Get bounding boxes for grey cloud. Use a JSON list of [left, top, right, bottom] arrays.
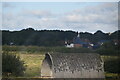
[[63, 2, 118, 24], [2, 10, 58, 30], [2, 2, 118, 33], [23, 10, 54, 18]]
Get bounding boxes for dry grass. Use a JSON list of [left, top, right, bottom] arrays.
[[19, 53, 45, 77]]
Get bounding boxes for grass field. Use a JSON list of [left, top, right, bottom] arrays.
[[19, 53, 45, 77]]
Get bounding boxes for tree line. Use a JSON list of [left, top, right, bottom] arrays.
[[1, 28, 120, 46]]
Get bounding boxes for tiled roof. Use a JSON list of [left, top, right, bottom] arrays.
[[73, 37, 87, 44]]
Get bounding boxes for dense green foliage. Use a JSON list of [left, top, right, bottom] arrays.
[[96, 41, 120, 55], [2, 28, 119, 46], [104, 58, 120, 73], [2, 52, 26, 77]]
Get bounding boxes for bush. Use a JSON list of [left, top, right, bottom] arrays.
[[2, 52, 26, 77], [104, 58, 120, 73], [96, 41, 120, 55]]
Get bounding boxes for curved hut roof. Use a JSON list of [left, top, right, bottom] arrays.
[[45, 53, 103, 73]]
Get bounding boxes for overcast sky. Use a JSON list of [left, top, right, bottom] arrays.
[[2, 2, 118, 33]]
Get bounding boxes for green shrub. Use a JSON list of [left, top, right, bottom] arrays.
[[2, 52, 26, 77], [104, 58, 120, 73], [96, 41, 120, 55]]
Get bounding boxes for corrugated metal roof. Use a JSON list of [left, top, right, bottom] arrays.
[[46, 53, 104, 73]]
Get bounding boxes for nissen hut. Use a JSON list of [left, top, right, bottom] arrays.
[[41, 53, 105, 78]]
